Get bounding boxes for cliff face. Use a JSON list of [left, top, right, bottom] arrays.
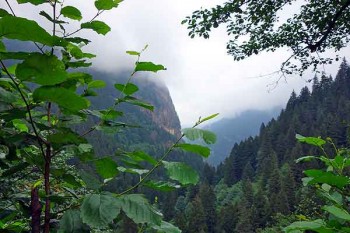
[[86, 70, 182, 155]]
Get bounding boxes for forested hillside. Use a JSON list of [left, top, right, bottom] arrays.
[[204, 109, 279, 166], [170, 59, 350, 232]]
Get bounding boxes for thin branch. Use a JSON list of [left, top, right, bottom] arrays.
[[4, 0, 15, 15], [64, 10, 104, 38], [115, 134, 185, 197]]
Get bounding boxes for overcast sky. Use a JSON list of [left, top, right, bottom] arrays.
[[8, 0, 350, 126]]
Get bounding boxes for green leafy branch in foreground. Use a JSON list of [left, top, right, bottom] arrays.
[[0, 0, 218, 232], [285, 135, 350, 233]]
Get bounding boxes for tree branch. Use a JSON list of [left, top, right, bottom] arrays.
[[308, 0, 350, 52]]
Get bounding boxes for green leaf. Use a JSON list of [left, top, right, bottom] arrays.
[[126, 151, 157, 166], [59, 210, 89, 233], [16, 0, 46, 5], [176, 143, 210, 158], [135, 62, 166, 73], [117, 194, 162, 225], [114, 83, 139, 95], [81, 21, 111, 35], [304, 169, 350, 189], [88, 80, 106, 89], [284, 219, 332, 233], [198, 113, 219, 124], [163, 161, 199, 185], [80, 194, 121, 228], [12, 119, 28, 133], [296, 134, 326, 147], [67, 44, 96, 59], [62, 174, 82, 188], [151, 221, 181, 233], [143, 180, 180, 192], [0, 16, 63, 46], [94, 157, 118, 179], [123, 96, 154, 111], [61, 6, 82, 21], [126, 50, 140, 56], [95, 0, 121, 10], [16, 53, 68, 85], [48, 130, 85, 148], [0, 87, 18, 103], [323, 205, 350, 221], [183, 128, 217, 144], [0, 9, 10, 17], [78, 170, 102, 190], [33, 86, 89, 112]]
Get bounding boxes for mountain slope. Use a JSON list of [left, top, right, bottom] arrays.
[[204, 109, 279, 166]]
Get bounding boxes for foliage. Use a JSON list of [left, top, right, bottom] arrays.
[[285, 135, 350, 233], [0, 1, 218, 232], [184, 0, 350, 75]]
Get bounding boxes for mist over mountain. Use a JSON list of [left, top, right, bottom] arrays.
[[203, 108, 280, 166]]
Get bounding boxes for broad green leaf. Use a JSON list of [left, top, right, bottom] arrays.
[[80, 194, 121, 228], [94, 157, 118, 179], [16, 0, 46, 5], [0, 87, 18, 103], [176, 143, 210, 158], [135, 62, 166, 73], [78, 170, 102, 191], [202, 130, 216, 144], [126, 151, 157, 166], [59, 210, 89, 233], [123, 96, 154, 111], [296, 134, 326, 147], [199, 113, 219, 124], [48, 130, 86, 148], [88, 80, 106, 89], [304, 169, 350, 189], [62, 174, 82, 188], [183, 128, 217, 144], [126, 50, 140, 56], [284, 219, 332, 233], [12, 119, 28, 133], [0, 51, 32, 60], [117, 194, 162, 225], [67, 44, 96, 59], [95, 0, 121, 10], [33, 87, 89, 112], [0, 16, 63, 46], [99, 109, 123, 121], [114, 83, 139, 95], [143, 180, 180, 192], [16, 53, 68, 85], [163, 161, 199, 185], [81, 21, 111, 35], [183, 128, 202, 140], [323, 205, 350, 221], [0, 9, 11, 17], [151, 221, 181, 233], [61, 6, 82, 21]]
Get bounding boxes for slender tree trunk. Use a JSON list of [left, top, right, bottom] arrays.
[[31, 187, 41, 233], [44, 145, 51, 233]]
